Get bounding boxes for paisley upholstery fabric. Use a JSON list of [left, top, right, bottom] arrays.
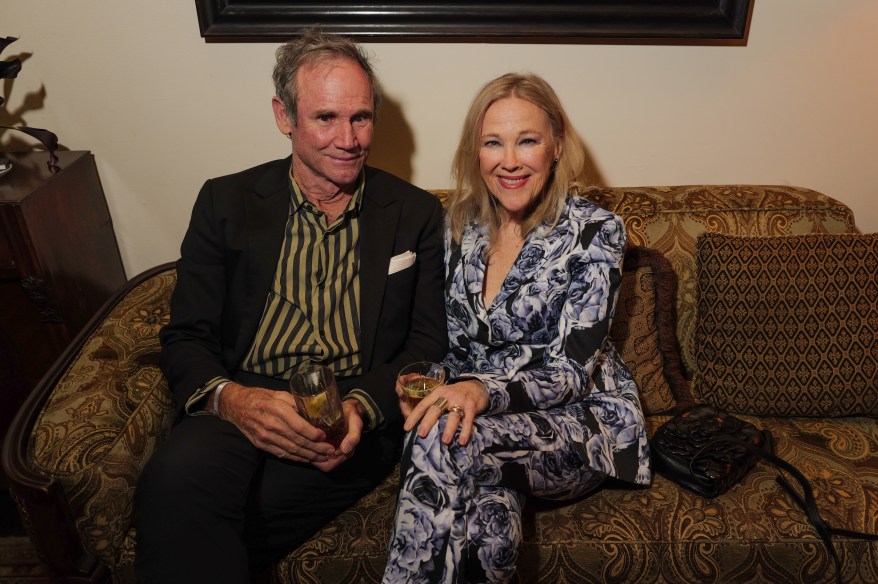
[[693, 232, 878, 417], [23, 185, 875, 584], [612, 247, 690, 415], [27, 268, 176, 570]]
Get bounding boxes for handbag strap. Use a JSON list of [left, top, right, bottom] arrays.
[[691, 434, 878, 583], [747, 444, 878, 584]]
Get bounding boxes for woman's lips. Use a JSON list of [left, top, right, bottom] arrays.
[[497, 175, 529, 189]]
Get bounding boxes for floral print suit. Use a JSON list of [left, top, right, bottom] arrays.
[[384, 194, 651, 583]]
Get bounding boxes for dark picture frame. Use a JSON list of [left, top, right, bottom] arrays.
[[195, 1, 753, 43]]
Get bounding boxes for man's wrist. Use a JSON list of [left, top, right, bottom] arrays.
[[186, 376, 231, 417], [211, 382, 229, 417]]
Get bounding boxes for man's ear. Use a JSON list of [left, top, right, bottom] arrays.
[[272, 97, 294, 136]]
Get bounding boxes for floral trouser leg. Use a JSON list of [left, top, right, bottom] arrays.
[[383, 410, 606, 584]]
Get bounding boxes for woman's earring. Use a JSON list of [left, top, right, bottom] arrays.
[[552, 158, 559, 168]]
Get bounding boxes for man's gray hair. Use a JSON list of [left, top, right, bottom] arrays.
[[272, 28, 381, 123]]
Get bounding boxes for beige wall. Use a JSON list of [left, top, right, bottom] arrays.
[[4, 1, 878, 277]]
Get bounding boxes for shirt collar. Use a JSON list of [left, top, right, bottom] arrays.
[[288, 168, 365, 217]]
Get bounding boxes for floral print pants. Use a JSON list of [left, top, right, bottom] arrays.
[[383, 407, 607, 584]]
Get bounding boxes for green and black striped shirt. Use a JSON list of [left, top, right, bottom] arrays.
[[242, 175, 363, 378]]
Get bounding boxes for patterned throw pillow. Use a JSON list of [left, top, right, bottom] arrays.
[[612, 247, 691, 415], [694, 232, 878, 417]]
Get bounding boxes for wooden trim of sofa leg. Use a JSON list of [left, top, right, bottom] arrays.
[[7, 478, 107, 582], [1, 262, 177, 583]]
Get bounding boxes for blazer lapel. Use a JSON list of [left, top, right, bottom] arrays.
[[460, 225, 490, 318], [359, 179, 400, 368], [237, 158, 291, 359]]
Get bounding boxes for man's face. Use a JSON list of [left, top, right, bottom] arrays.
[[273, 57, 375, 196]]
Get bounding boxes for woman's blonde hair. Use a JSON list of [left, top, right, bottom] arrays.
[[448, 73, 588, 243]]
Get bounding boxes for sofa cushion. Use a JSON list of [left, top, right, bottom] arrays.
[[693, 232, 878, 417], [612, 247, 692, 414]]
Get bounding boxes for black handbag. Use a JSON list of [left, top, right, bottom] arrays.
[[652, 404, 878, 584], [651, 403, 769, 498]]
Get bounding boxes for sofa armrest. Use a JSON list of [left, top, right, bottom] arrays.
[[2, 263, 177, 580]]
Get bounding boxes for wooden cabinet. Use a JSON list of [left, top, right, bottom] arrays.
[[0, 151, 126, 437]]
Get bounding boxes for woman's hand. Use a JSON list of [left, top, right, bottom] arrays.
[[397, 379, 489, 446]]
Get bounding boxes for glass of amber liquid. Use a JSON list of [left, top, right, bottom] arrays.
[[397, 362, 446, 409], [289, 363, 346, 449]]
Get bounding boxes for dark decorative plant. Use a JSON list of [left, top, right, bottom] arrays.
[[1, 36, 59, 168]]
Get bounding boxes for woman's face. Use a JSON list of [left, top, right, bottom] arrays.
[[478, 96, 561, 222]]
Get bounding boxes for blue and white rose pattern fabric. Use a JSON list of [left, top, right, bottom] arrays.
[[384, 194, 651, 583]]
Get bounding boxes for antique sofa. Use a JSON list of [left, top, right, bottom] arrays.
[[3, 185, 876, 583]]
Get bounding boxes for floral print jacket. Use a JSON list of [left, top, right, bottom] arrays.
[[443, 193, 650, 485]]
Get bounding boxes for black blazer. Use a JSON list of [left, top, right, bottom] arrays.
[[159, 157, 448, 424]]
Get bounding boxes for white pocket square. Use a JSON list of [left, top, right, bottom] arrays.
[[388, 251, 416, 275]]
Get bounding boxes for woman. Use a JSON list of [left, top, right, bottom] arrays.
[[383, 73, 650, 584]]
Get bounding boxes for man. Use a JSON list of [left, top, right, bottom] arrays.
[[134, 30, 447, 582]]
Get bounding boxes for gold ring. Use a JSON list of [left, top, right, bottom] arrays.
[[448, 405, 464, 415], [432, 397, 448, 410]]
